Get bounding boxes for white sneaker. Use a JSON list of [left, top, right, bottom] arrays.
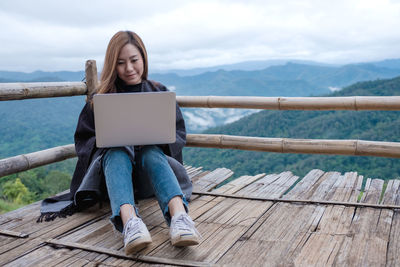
[[170, 212, 201, 246], [123, 217, 152, 254]]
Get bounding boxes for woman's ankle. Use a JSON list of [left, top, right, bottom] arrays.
[[120, 204, 138, 226]]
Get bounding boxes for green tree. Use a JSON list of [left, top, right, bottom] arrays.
[[40, 170, 71, 198], [2, 178, 33, 204]]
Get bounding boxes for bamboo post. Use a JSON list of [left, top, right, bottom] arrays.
[[0, 145, 76, 178], [85, 59, 98, 101]]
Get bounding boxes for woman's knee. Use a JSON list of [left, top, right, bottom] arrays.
[[103, 148, 132, 169], [140, 146, 165, 165]]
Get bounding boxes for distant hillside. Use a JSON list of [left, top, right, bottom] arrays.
[[152, 62, 400, 131], [151, 62, 400, 96], [1, 62, 400, 159], [151, 58, 400, 76], [0, 96, 85, 158], [0, 70, 85, 82], [183, 76, 400, 180]]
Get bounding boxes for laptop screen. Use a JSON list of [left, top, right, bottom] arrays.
[[93, 91, 176, 148]]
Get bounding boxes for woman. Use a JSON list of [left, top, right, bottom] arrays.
[[41, 31, 200, 255]]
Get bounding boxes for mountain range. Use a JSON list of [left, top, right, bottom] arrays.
[[1, 59, 400, 159], [2, 58, 400, 132]]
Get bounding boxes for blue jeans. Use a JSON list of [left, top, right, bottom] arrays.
[[102, 145, 189, 232]]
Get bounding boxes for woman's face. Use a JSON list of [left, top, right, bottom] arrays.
[[116, 43, 144, 85]]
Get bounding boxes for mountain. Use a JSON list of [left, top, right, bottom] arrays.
[[0, 70, 85, 82], [183, 76, 400, 180], [1, 61, 400, 159], [365, 58, 400, 70], [151, 62, 400, 96], [151, 62, 400, 131], [150, 59, 339, 76]]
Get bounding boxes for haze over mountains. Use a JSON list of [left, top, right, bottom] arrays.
[[2, 58, 400, 132], [1, 58, 400, 160]]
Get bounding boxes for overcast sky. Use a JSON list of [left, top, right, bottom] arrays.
[[1, 0, 400, 72]]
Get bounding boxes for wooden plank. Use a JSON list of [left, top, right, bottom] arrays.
[[217, 170, 345, 266], [250, 171, 299, 197], [192, 168, 234, 192], [147, 198, 271, 263], [0, 236, 16, 248], [53, 191, 225, 265], [0, 200, 41, 226], [186, 166, 204, 177], [212, 173, 266, 194], [4, 168, 400, 267], [0, 228, 29, 238], [217, 203, 326, 266], [59, 219, 111, 243], [382, 179, 400, 266], [334, 178, 389, 266], [3, 245, 59, 267], [237, 172, 297, 197], [283, 169, 326, 199], [45, 239, 213, 267], [0, 204, 111, 266], [289, 172, 362, 266], [45, 218, 124, 266], [52, 232, 121, 266], [144, 170, 299, 263], [49, 198, 170, 265]]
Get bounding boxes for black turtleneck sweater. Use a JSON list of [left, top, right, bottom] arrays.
[[116, 78, 143, 93]]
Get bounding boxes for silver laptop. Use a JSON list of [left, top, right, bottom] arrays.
[[93, 91, 176, 148]]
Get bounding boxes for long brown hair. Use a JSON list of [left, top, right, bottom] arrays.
[[97, 31, 148, 95]]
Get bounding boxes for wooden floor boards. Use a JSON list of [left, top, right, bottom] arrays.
[[1, 167, 400, 266]]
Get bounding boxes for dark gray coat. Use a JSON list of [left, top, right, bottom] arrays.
[[38, 80, 191, 222]]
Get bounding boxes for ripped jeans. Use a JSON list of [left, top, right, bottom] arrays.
[[102, 145, 188, 232]]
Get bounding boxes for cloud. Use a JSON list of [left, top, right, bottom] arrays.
[[0, 0, 400, 71]]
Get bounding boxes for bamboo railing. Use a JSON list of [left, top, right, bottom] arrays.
[[2, 82, 400, 111], [0, 82, 87, 101], [1, 135, 400, 178], [0, 59, 399, 178], [177, 96, 400, 110]]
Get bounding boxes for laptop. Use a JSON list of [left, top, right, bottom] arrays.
[[93, 91, 176, 148]]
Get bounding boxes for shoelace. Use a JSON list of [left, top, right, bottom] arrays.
[[125, 218, 143, 237], [173, 214, 201, 237]]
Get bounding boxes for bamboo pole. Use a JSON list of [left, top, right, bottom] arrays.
[[1, 82, 399, 110], [186, 134, 400, 158], [0, 82, 87, 101], [45, 239, 213, 267], [191, 191, 400, 210], [0, 144, 76, 178], [1, 134, 400, 178], [176, 96, 400, 110], [85, 59, 99, 101]]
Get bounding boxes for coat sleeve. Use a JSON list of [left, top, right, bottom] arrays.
[[169, 103, 186, 163], [155, 82, 187, 164]]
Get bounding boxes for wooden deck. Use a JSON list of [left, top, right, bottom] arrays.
[[1, 166, 400, 266]]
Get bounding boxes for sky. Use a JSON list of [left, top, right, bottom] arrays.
[[1, 0, 400, 72]]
